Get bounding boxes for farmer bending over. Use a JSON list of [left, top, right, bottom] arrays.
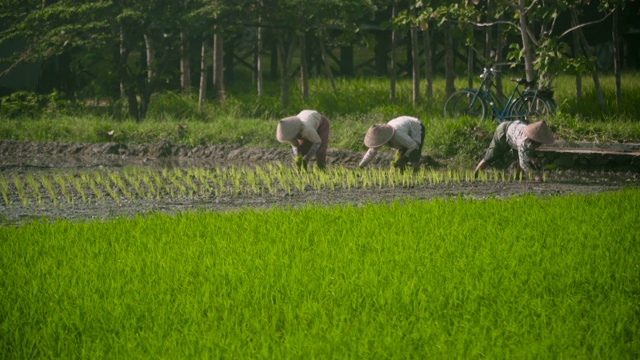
[[276, 110, 330, 171], [474, 120, 554, 182], [359, 116, 425, 172]]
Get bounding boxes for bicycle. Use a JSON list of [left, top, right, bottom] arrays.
[[443, 67, 556, 123]]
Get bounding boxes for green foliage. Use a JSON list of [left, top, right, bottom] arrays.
[[424, 117, 494, 166], [146, 92, 210, 121], [0, 91, 44, 119], [1, 189, 638, 358], [0, 90, 78, 119]]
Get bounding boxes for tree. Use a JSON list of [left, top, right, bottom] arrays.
[[258, 0, 376, 106], [0, 0, 113, 94], [432, 1, 618, 92], [190, 0, 229, 103], [408, 0, 455, 98], [116, 0, 188, 120], [390, 0, 398, 103], [409, 4, 420, 105]]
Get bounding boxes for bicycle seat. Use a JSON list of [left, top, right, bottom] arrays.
[[510, 78, 537, 87]]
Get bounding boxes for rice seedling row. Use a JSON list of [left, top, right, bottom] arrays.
[[0, 164, 544, 210]]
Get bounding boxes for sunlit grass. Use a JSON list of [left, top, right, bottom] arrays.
[[1, 189, 638, 358]]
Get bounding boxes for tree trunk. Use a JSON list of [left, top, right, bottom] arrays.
[[467, 28, 474, 89], [572, 22, 583, 103], [389, 0, 397, 103], [374, 30, 388, 76], [223, 37, 234, 85], [410, 7, 419, 105], [118, 28, 138, 120], [126, 89, 139, 121], [612, 6, 621, 114], [494, 14, 503, 97], [139, 33, 156, 121], [277, 36, 294, 107], [340, 46, 353, 76], [213, 30, 225, 102], [119, 25, 126, 100], [144, 34, 154, 83], [198, 37, 207, 111], [270, 42, 278, 80], [571, 9, 607, 113], [444, 23, 455, 97], [516, 0, 536, 81], [422, 21, 432, 99], [485, 0, 493, 64], [318, 37, 336, 92], [180, 29, 191, 93], [300, 33, 309, 102], [256, 7, 263, 96]]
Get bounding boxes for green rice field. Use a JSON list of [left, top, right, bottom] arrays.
[[1, 189, 638, 358]]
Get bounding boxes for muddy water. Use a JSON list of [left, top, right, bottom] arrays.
[[1, 140, 638, 224]]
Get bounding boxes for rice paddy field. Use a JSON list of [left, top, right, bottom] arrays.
[[1, 162, 639, 358], [1, 73, 639, 358]]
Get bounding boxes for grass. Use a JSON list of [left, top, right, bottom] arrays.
[[0, 74, 639, 167], [0, 73, 638, 358], [1, 189, 638, 358]]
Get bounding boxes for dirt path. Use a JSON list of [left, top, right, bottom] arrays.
[[0, 139, 380, 169], [1, 140, 638, 225]]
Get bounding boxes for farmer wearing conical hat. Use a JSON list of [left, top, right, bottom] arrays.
[[473, 120, 554, 182], [276, 110, 330, 171], [358, 116, 425, 172]]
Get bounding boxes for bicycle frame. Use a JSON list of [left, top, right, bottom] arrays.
[[443, 66, 556, 123], [469, 68, 531, 122]]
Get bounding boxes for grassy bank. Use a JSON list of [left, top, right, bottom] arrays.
[[1, 189, 638, 358], [1, 74, 639, 166]]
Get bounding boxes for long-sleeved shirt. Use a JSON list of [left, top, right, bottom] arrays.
[[359, 116, 422, 167], [286, 110, 324, 160], [506, 121, 538, 172]]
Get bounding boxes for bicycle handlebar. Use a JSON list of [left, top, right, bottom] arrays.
[[481, 67, 537, 88], [480, 67, 501, 79]]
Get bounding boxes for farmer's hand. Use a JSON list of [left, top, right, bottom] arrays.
[[534, 173, 542, 182]]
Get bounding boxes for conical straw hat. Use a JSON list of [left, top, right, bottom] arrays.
[[276, 116, 302, 142], [524, 120, 554, 144], [364, 124, 395, 148]]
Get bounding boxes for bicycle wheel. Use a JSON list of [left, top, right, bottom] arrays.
[[509, 93, 554, 122], [443, 89, 487, 121]]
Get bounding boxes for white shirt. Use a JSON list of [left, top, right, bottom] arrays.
[[359, 116, 423, 167], [297, 110, 323, 144], [287, 110, 324, 160]]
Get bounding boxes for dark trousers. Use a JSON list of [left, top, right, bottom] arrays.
[[297, 116, 330, 164], [395, 122, 425, 162], [483, 121, 514, 166], [394, 122, 425, 171]]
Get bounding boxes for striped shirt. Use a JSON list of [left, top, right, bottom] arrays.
[[507, 121, 538, 172]]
